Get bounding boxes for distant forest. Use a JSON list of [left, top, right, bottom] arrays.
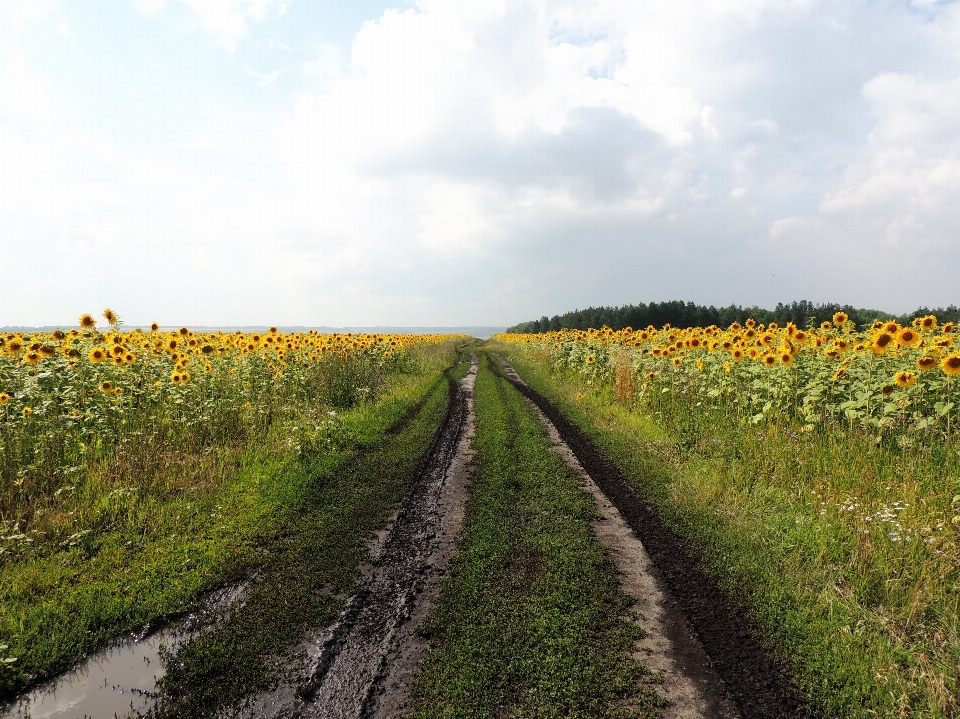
[[507, 300, 960, 334]]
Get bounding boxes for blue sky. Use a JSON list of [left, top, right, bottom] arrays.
[[2, 0, 960, 327]]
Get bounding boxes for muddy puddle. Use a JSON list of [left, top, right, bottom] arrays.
[[1, 582, 247, 719]]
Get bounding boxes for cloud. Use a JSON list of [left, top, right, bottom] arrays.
[[4, 0, 960, 325], [179, 0, 283, 51]]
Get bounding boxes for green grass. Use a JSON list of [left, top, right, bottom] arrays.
[[0, 344, 460, 700], [410, 354, 663, 719], [496, 342, 960, 719]]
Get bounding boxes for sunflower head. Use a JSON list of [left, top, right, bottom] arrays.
[[833, 368, 846, 381], [586, 354, 596, 364], [0, 392, 10, 404], [898, 328, 919, 346], [672, 356, 683, 367], [920, 315, 937, 330], [269, 326, 279, 334], [150, 322, 160, 332], [780, 351, 794, 365], [917, 356, 937, 371], [179, 327, 189, 336], [79, 313, 96, 329], [881, 385, 895, 397], [943, 322, 955, 334], [100, 381, 113, 393], [872, 333, 894, 354], [731, 348, 744, 361], [942, 355, 960, 376], [23, 351, 41, 365], [22, 406, 32, 417], [745, 319, 756, 328], [821, 321, 832, 330], [103, 308, 118, 326], [88, 347, 106, 362], [833, 312, 849, 326], [763, 354, 777, 367], [894, 371, 916, 388], [124, 353, 136, 364]]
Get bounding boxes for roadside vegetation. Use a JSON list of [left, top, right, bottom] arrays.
[[410, 353, 664, 719], [0, 309, 463, 699], [495, 317, 960, 719]]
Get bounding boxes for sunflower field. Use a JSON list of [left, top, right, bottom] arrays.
[[0, 310, 460, 558], [498, 312, 960, 439]]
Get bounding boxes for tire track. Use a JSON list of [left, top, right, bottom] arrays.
[[237, 356, 478, 719], [491, 354, 808, 719]]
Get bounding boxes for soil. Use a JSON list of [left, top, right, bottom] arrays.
[[491, 354, 809, 719], [232, 356, 478, 719]]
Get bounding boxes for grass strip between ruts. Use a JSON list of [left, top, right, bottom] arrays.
[[150, 367, 456, 718], [410, 353, 664, 719]]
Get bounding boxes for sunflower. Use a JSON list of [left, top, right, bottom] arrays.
[[763, 354, 777, 367], [833, 368, 846, 381], [917, 356, 938, 371], [150, 322, 160, 332], [780, 351, 794, 365], [942, 355, 960, 376], [943, 322, 955, 334], [731, 348, 744, 361], [894, 371, 916, 388], [920, 315, 937, 330], [88, 347, 107, 362], [821, 321, 832, 330], [898, 327, 920, 346], [833, 311, 849, 326], [745, 319, 756, 328], [79, 313, 96, 329], [724, 361, 732, 373], [178, 327, 189, 336], [111, 344, 125, 356], [586, 355, 596, 364], [695, 359, 704, 371], [167, 339, 178, 351], [23, 351, 41, 365], [170, 371, 183, 384], [124, 353, 136, 364], [100, 381, 114, 392], [871, 321, 884, 331], [883, 322, 899, 334], [881, 385, 894, 397], [103, 308, 118, 326], [269, 326, 279, 334], [871, 333, 894, 355], [22, 406, 32, 417], [672, 356, 683, 367], [0, 392, 10, 404]]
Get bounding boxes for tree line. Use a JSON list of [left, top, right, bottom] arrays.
[[507, 300, 960, 334]]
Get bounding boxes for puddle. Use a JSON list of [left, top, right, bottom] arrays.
[[1, 581, 248, 719], [1, 626, 189, 719]]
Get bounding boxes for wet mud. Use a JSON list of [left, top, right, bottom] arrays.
[[233, 356, 478, 719], [492, 354, 808, 719]]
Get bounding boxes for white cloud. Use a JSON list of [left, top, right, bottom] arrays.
[[3, 0, 960, 325], [179, 0, 283, 51]]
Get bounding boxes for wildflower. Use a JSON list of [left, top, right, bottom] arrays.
[[100, 381, 114, 392], [833, 311, 849, 326], [920, 315, 937, 330], [23, 351, 41, 365], [22, 406, 32, 417], [763, 354, 777, 366], [586, 355, 596, 364], [0, 392, 10, 404], [88, 347, 107, 363], [79, 313, 96, 329]]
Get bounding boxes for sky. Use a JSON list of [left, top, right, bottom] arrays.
[[2, 0, 960, 328]]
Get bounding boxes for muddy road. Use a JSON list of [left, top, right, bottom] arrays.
[[232, 356, 478, 719]]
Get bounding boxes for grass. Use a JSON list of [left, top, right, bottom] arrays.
[[0, 342, 461, 700], [496, 342, 960, 719], [410, 353, 664, 719]]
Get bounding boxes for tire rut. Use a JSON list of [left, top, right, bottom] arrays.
[[235, 356, 478, 719], [491, 354, 808, 719]]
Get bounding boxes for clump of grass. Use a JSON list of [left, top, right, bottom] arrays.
[[500, 343, 960, 719]]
